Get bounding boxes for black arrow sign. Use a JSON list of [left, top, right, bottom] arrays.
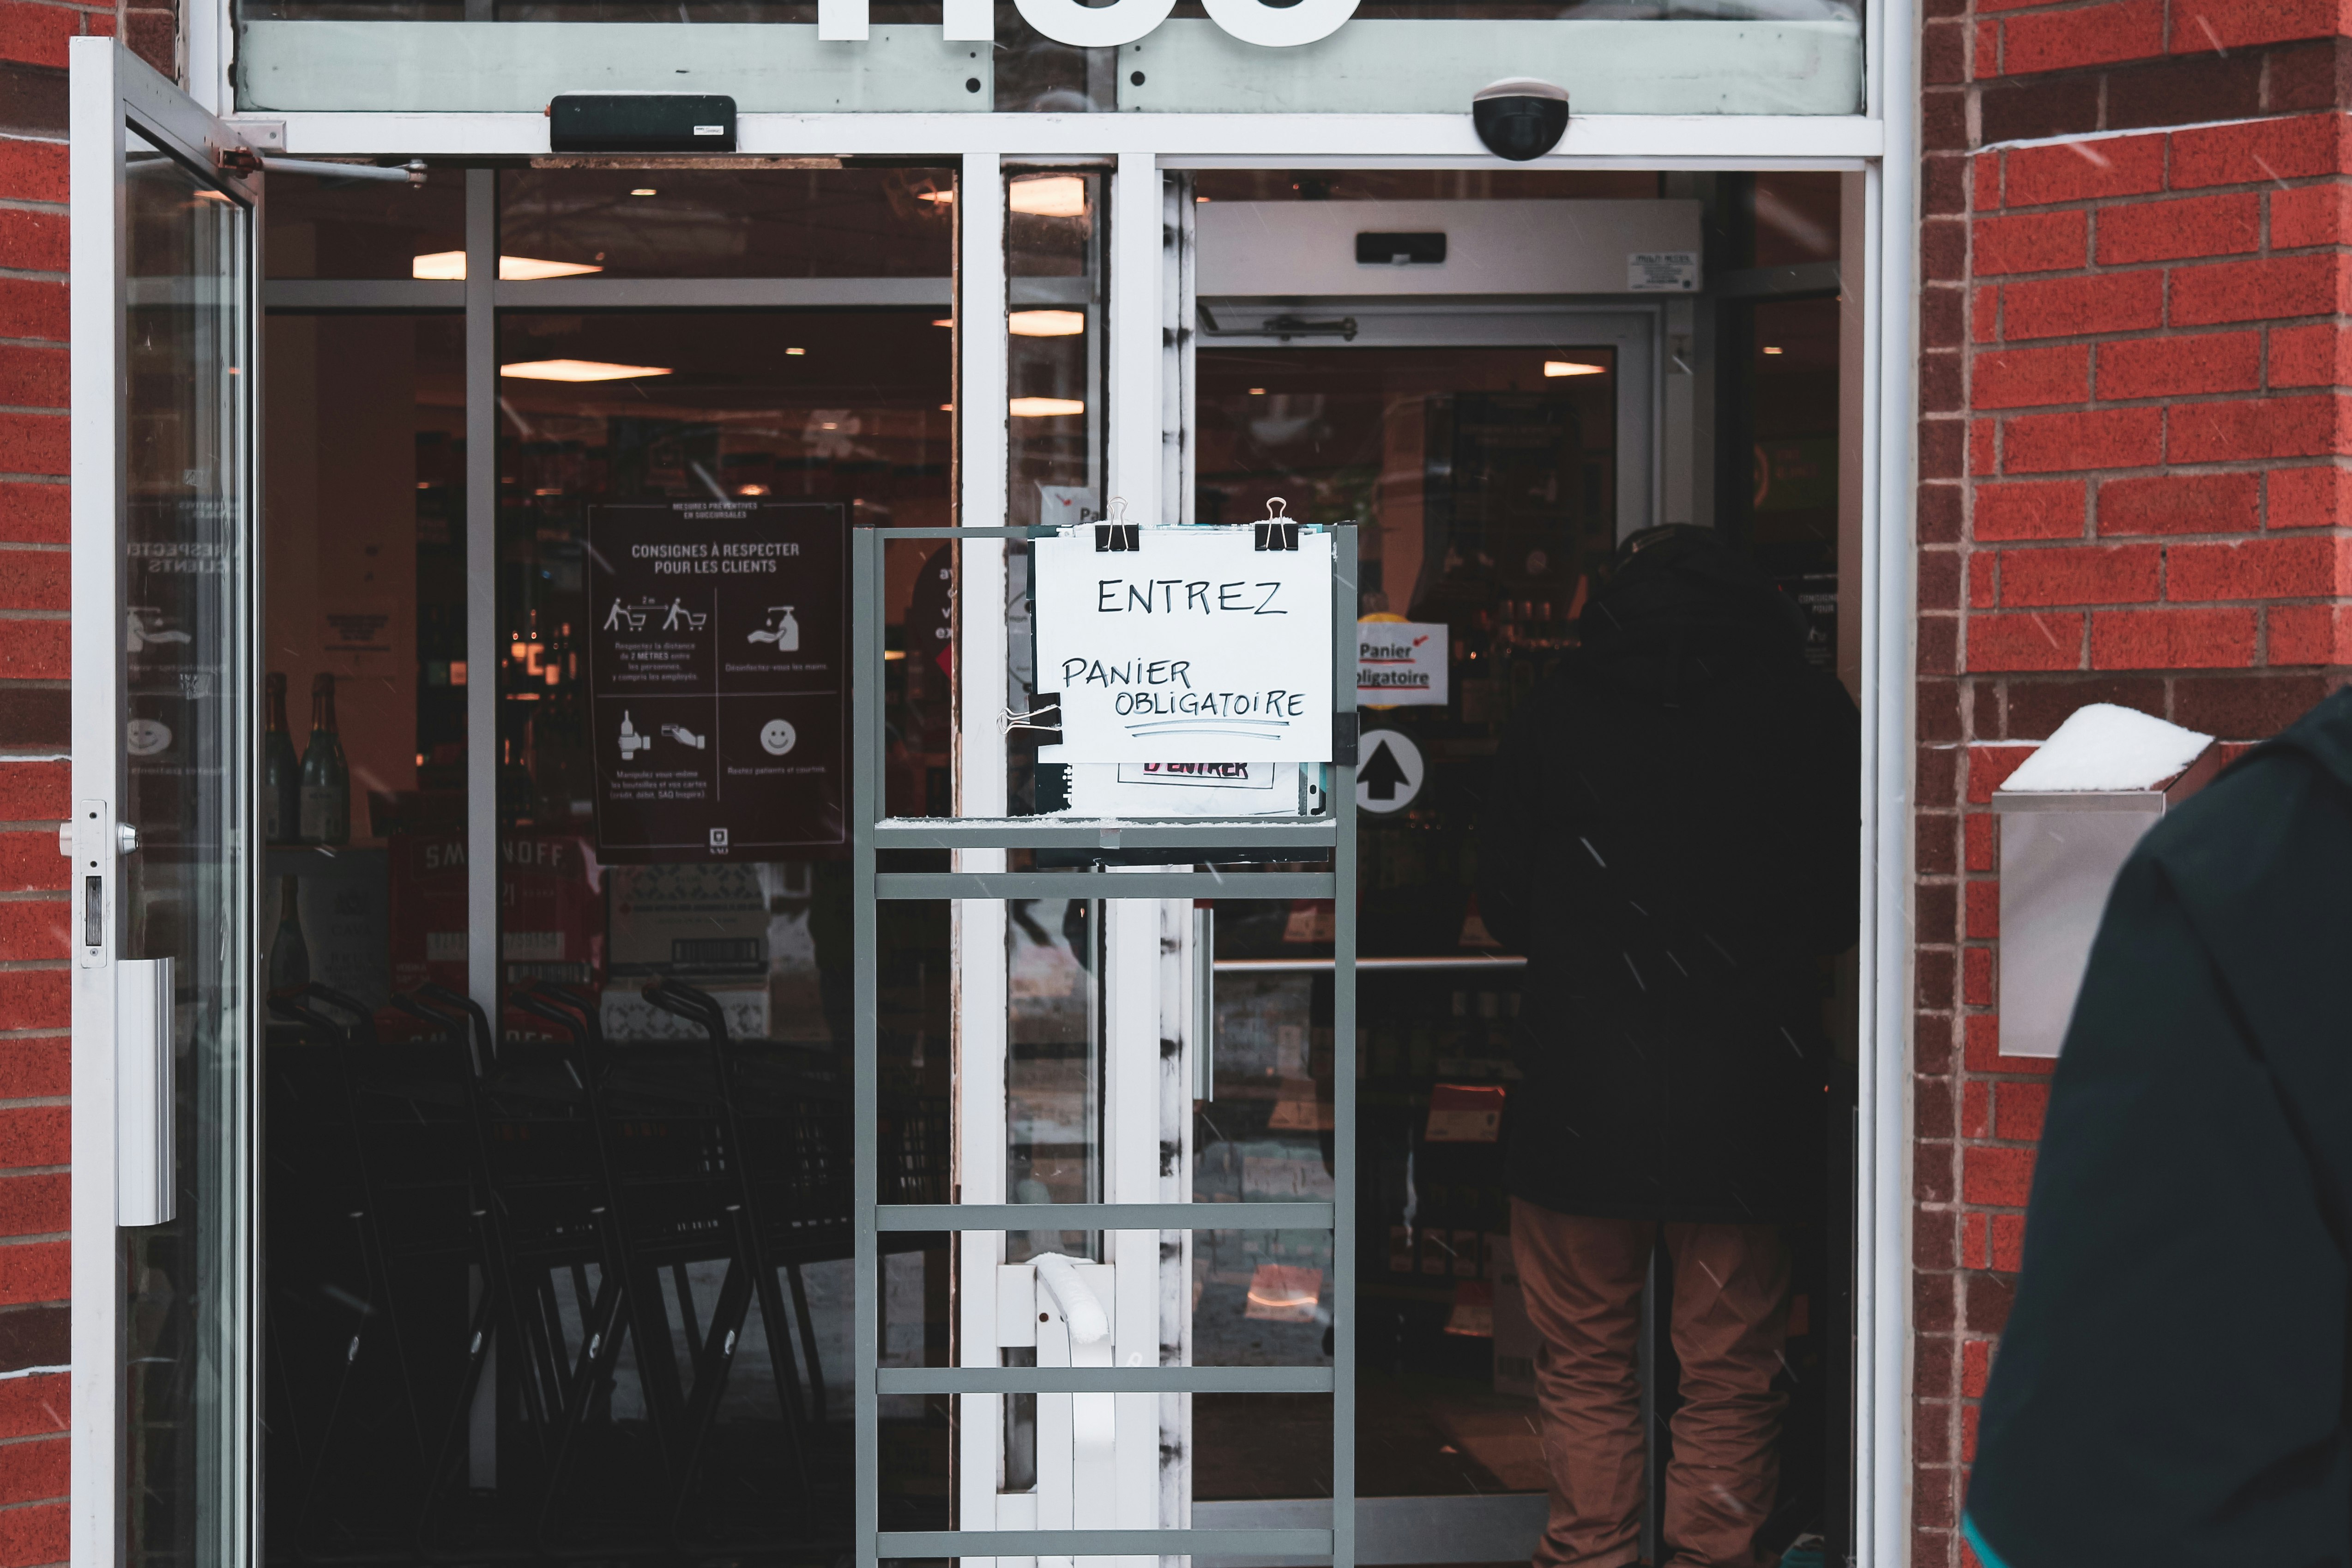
[[1360, 737, 1410, 801]]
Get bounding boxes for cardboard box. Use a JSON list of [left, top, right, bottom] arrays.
[[607, 862, 768, 976]]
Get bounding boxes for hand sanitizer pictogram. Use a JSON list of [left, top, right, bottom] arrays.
[[617, 710, 652, 760], [750, 606, 799, 652]]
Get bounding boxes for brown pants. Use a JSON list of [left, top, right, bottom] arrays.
[[1510, 1199, 1792, 1568]]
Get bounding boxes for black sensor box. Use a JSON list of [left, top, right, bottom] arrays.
[[547, 93, 738, 153]]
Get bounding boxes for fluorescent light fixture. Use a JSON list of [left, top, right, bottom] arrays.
[[939, 403, 954, 412], [738, 483, 771, 496], [785, 347, 807, 356], [412, 251, 603, 281], [1009, 175, 1087, 218], [1248, 387, 1267, 396], [1762, 345, 1785, 355], [1544, 360, 1606, 378], [630, 187, 657, 197], [1010, 309, 1086, 338], [917, 189, 954, 204], [501, 359, 674, 382], [1009, 396, 1086, 418], [932, 318, 955, 328]]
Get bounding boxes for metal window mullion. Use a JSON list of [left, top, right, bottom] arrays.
[[1331, 524, 1358, 1568], [854, 524, 882, 1568], [464, 168, 498, 1030]]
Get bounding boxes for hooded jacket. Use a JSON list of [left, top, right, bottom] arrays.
[[1476, 526, 1859, 1224], [1966, 689, 2352, 1568]]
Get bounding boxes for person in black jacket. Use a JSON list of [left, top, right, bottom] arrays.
[[1966, 689, 2352, 1568], [1478, 525, 1859, 1568]]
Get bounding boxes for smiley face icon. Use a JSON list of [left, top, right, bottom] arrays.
[[760, 718, 798, 757]]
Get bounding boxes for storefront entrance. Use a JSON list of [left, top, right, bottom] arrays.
[[70, 45, 1884, 1568]]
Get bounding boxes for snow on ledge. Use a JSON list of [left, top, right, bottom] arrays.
[[1998, 703, 2213, 794]]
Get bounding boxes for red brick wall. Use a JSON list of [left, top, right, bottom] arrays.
[[0, 3, 173, 1561], [1915, 4, 2352, 1561]]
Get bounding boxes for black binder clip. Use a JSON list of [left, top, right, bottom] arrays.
[[1254, 497, 1299, 551], [1093, 497, 1139, 552]]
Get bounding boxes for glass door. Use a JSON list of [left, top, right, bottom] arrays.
[[69, 36, 262, 1568]]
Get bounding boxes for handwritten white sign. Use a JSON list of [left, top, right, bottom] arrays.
[[1034, 526, 1333, 764]]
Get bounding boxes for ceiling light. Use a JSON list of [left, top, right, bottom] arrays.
[[1010, 396, 1086, 418], [932, 318, 955, 328], [1762, 345, 1785, 355], [500, 359, 674, 382], [940, 403, 954, 412], [411, 251, 604, 281], [1248, 387, 1267, 396], [785, 347, 806, 356], [917, 189, 954, 204], [1010, 309, 1086, 338], [1544, 360, 1605, 377], [738, 483, 770, 496], [630, 187, 657, 197], [1009, 175, 1087, 218]]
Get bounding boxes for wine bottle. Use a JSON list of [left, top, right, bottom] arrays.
[[263, 673, 300, 844], [299, 673, 351, 844], [268, 875, 310, 993]]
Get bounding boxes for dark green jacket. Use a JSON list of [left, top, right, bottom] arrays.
[[1967, 689, 2352, 1568]]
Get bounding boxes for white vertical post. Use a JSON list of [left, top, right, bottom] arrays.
[[956, 151, 1012, 1564], [1108, 151, 1161, 528], [1101, 899, 1161, 1568], [465, 169, 498, 1032]]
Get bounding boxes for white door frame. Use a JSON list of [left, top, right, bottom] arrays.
[[76, 0, 1919, 1547]]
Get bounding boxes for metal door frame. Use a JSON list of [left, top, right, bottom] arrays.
[[849, 520, 1360, 1566], [69, 36, 266, 1568]]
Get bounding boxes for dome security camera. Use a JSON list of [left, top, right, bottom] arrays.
[[1472, 78, 1570, 162]]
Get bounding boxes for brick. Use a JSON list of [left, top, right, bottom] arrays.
[[0, 621, 66, 681], [1924, 218, 1969, 285], [0, 1106, 63, 1168], [1972, 344, 2090, 411], [1966, 1272, 2018, 1336], [2007, 675, 2169, 736], [2171, 255, 2349, 327], [1918, 1073, 1956, 1136], [1974, 211, 2088, 277], [1979, 76, 2101, 145], [2170, 535, 2352, 600], [2091, 605, 2260, 667], [0, 139, 65, 205], [0, 1040, 64, 1101], [2097, 331, 2262, 400], [0, 552, 64, 614], [2273, 182, 2352, 249], [2098, 470, 2261, 535], [2000, 543, 2163, 605], [0, 1430, 64, 1506], [0, 345, 65, 411], [2004, 407, 2165, 473], [1990, 1212, 2028, 1271], [0, 762, 66, 822], [1968, 612, 2087, 670], [1969, 746, 2038, 802], [1966, 813, 1996, 873], [2107, 51, 2262, 129], [2268, 37, 2352, 112], [1964, 1146, 2037, 1206], [1972, 418, 1999, 476], [0, 902, 65, 963], [1964, 943, 1995, 1003], [2170, 394, 2352, 463], [0, 484, 65, 546], [2096, 192, 2259, 265], [2000, 271, 2166, 342], [1925, 18, 1966, 84], [1923, 418, 1967, 480], [0, 1239, 64, 1306], [1925, 90, 1970, 156], [0, 1175, 65, 1239], [1956, 1079, 1987, 1139], [1973, 285, 2000, 345], [2270, 464, 2352, 527], [0, 1498, 66, 1568], [1924, 288, 1966, 352], [2269, 323, 2352, 390], [0, 1372, 66, 1439], [2171, 113, 2351, 190], [1924, 615, 1960, 675], [1968, 552, 1997, 608], [1977, 480, 2087, 540], [1924, 354, 1966, 415], [1927, 155, 1971, 219], [124, 6, 171, 72], [0, 1304, 68, 1375], [0, 1, 85, 69], [0, 413, 65, 478], [1996, 1081, 2051, 1142], [2173, 671, 2330, 736], [1966, 881, 2000, 939], [0, 207, 61, 281], [2000, 0, 2165, 75], [1974, 153, 2002, 215], [1920, 879, 1960, 940], [1923, 549, 1964, 611], [2170, 0, 2352, 53], [1923, 482, 1965, 543], [0, 832, 64, 893], [0, 277, 63, 345], [2003, 134, 2168, 208], [2267, 602, 2352, 663], [0, 972, 66, 1035]]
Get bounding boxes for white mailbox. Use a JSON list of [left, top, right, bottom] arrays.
[[1990, 704, 2220, 1058]]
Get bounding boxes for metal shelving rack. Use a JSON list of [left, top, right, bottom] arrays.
[[851, 522, 1359, 1567]]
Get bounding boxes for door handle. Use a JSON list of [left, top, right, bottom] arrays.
[[117, 956, 174, 1226]]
